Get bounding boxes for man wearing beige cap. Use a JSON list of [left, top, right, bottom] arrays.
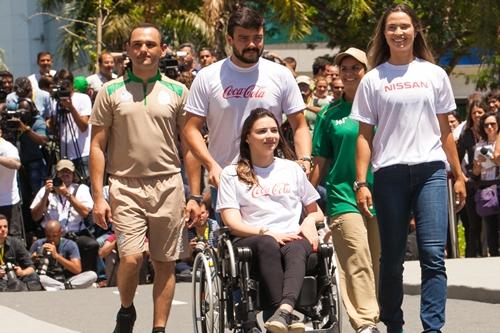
[[311, 47, 381, 333], [30, 159, 98, 273]]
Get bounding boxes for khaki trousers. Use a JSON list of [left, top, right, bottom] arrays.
[[329, 212, 380, 330]]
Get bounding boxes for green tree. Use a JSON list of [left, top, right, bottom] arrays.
[[307, 0, 499, 89], [38, 0, 146, 70]]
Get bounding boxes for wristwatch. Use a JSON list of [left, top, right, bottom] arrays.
[[353, 180, 368, 192], [188, 194, 203, 204], [299, 156, 314, 169], [64, 192, 72, 198]]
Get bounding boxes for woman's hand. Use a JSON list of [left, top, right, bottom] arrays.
[[265, 232, 301, 246], [299, 217, 319, 251], [356, 186, 374, 218]]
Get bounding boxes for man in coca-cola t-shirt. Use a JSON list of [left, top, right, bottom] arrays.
[[183, 6, 311, 197]]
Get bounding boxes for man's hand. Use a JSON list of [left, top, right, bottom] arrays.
[[58, 97, 73, 111], [299, 217, 319, 252], [296, 159, 312, 176], [14, 265, 25, 277], [44, 179, 54, 195], [208, 164, 222, 188], [42, 242, 59, 259], [53, 182, 69, 197], [93, 197, 112, 229], [356, 187, 374, 218], [184, 200, 202, 228]]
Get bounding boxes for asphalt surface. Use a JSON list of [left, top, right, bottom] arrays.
[[1, 257, 500, 332]]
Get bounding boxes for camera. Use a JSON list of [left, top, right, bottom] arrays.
[[52, 176, 63, 187], [51, 81, 72, 101], [0, 107, 32, 129], [193, 236, 207, 256], [3, 261, 18, 281], [159, 51, 189, 80], [37, 248, 52, 276], [480, 146, 494, 160]]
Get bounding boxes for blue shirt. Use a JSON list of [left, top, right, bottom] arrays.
[[19, 115, 47, 162]]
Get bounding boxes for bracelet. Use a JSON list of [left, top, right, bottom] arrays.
[[299, 156, 314, 169]]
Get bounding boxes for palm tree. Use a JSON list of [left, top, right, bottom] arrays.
[[38, 0, 140, 70]]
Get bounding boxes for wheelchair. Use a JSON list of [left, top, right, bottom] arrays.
[[192, 226, 342, 333]]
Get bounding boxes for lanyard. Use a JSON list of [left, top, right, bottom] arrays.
[[0, 245, 4, 265]]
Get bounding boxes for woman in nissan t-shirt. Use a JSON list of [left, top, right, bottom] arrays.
[[350, 3, 466, 333]]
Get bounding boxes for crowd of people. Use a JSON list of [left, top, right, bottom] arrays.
[[0, 3, 499, 333]]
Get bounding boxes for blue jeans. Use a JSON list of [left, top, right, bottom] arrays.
[[373, 161, 448, 333]]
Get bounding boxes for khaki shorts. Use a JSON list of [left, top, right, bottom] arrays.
[[109, 173, 185, 262]]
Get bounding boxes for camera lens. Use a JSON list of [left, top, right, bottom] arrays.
[[52, 177, 63, 187]]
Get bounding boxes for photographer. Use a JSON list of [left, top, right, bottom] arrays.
[[50, 69, 92, 177], [178, 42, 198, 75], [0, 214, 41, 292], [472, 111, 500, 257], [6, 76, 52, 123], [30, 159, 99, 272], [30, 219, 97, 290], [0, 127, 22, 239], [176, 201, 219, 281]]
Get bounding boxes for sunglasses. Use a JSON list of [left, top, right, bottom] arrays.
[[484, 122, 497, 128]]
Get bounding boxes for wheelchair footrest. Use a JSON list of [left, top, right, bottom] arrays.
[[296, 276, 317, 307]]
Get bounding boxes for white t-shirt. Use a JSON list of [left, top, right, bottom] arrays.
[[185, 58, 305, 168], [86, 72, 117, 92], [30, 183, 93, 233], [0, 139, 20, 206], [350, 58, 456, 171], [216, 158, 320, 234], [53, 92, 92, 159]]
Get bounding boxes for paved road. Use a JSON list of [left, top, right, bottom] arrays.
[[1, 282, 499, 333]]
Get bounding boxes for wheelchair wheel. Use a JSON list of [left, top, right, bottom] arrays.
[[192, 249, 224, 333]]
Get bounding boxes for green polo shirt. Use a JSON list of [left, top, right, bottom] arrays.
[[312, 98, 375, 217]]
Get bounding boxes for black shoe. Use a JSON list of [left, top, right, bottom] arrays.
[[175, 269, 192, 282], [113, 305, 136, 333]]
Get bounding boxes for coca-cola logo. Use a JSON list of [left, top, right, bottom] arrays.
[[222, 84, 265, 99], [251, 182, 291, 198]]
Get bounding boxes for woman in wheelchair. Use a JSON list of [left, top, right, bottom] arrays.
[[216, 108, 324, 333]]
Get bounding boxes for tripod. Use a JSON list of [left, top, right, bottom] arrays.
[[46, 101, 88, 182]]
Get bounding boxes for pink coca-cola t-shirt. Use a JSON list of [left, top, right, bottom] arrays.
[[216, 158, 320, 234], [185, 58, 305, 168]]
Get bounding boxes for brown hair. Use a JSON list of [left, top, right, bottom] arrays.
[[237, 108, 295, 187], [367, 3, 434, 68]]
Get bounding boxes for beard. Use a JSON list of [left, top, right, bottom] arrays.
[[232, 45, 263, 64]]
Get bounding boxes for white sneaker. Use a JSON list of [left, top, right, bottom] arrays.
[[357, 325, 380, 333]]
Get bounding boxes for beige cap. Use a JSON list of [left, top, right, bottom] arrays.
[[334, 47, 368, 68], [296, 75, 312, 86], [56, 159, 75, 172]]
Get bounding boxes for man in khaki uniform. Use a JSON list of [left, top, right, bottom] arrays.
[[89, 23, 199, 333]]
